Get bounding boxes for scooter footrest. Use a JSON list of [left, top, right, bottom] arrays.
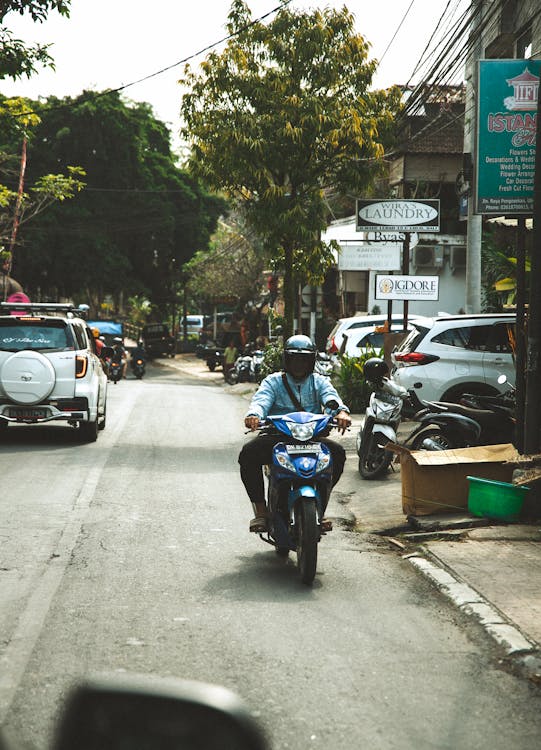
[[321, 518, 333, 532]]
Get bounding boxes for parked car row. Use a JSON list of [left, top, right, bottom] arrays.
[[326, 310, 516, 406]]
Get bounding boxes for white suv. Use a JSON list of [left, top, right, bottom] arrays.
[[391, 313, 516, 403], [0, 302, 107, 441], [325, 313, 421, 355]]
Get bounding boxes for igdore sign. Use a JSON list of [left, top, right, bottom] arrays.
[[356, 199, 440, 232]]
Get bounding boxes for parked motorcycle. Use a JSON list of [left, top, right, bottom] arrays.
[[249, 349, 265, 383], [255, 411, 337, 585], [131, 357, 146, 379], [109, 360, 123, 384], [225, 351, 253, 385], [314, 351, 333, 377], [357, 358, 482, 479]]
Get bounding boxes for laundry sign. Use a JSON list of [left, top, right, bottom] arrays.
[[356, 199, 440, 232]]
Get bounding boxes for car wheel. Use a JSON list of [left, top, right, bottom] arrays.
[[98, 402, 107, 431], [442, 384, 498, 404]]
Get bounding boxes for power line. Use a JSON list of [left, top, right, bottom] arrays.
[[377, 0, 415, 67], [7, 0, 295, 120]]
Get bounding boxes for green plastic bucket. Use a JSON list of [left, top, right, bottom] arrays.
[[467, 476, 529, 521]]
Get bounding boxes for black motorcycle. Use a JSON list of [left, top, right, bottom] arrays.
[[131, 357, 146, 379], [109, 360, 123, 384]]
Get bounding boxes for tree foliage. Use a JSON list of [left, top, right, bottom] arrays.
[[0, 91, 226, 310], [180, 0, 401, 335], [0, 1, 71, 81], [184, 208, 268, 310], [0, 96, 85, 255]]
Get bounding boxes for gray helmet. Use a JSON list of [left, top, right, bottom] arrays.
[[283, 335, 317, 378]]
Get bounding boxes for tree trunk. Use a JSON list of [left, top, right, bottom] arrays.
[[283, 242, 294, 338]]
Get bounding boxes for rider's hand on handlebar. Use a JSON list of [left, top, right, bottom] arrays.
[[335, 410, 351, 434], [244, 415, 260, 431]]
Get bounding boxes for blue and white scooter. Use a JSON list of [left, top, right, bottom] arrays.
[[257, 411, 337, 585]]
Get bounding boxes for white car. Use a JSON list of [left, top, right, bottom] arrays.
[[0, 302, 108, 441], [391, 313, 516, 403], [339, 323, 416, 359], [325, 313, 420, 355]]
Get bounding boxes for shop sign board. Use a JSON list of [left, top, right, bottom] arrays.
[[476, 59, 540, 215], [338, 244, 401, 271], [356, 199, 440, 232], [375, 274, 439, 302]]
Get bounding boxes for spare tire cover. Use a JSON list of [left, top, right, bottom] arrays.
[[1, 351, 56, 404]]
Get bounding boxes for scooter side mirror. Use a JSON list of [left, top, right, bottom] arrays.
[[497, 374, 508, 385], [53, 674, 267, 750], [101, 346, 114, 359]]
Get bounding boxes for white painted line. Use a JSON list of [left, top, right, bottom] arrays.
[[0, 391, 138, 724]]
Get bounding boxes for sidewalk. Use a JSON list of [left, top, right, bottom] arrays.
[[159, 353, 541, 682]]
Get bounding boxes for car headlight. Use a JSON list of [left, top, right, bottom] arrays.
[[276, 452, 296, 472], [289, 422, 315, 440]]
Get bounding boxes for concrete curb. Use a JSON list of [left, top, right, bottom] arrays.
[[406, 553, 537, 656]]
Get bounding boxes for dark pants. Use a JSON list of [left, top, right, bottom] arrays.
[[238, 433, 346, 505]]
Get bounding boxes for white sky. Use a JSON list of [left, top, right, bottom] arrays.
[[1, 0, 468, 149]]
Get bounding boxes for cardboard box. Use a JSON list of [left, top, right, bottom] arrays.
[[388, 443, 520, 517]]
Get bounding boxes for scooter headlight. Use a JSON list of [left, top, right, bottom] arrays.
[[275, 452, 296, 472], [289, 422, 315, 440], [316, 452, 331, 473]]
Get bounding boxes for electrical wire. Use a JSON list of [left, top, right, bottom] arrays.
[[6, 0, 295, 120], [377, 0, 415, 67]]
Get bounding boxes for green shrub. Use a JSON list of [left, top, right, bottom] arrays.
[[260, 338, 284, 379], [331, 347, 384, 414]]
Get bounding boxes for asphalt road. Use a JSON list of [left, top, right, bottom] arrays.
[[1, 362, 541, 750]]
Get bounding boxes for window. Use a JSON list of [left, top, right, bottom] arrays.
[[432, 326, 472, 348], [0, 320, 71, 351]]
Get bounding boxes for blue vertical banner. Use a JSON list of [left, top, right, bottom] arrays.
[[476, 59, 540, 215]]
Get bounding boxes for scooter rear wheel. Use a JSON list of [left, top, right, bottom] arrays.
[[411, 429, 455, 451], [295, 499, 318, 585]]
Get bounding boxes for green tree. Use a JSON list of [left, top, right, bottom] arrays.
[[0, 1, 70, 81], [0, 97, 85, 260], [184, 208, 267, 311], [180, 0, 401, 335], [2, 91, 226, 309]]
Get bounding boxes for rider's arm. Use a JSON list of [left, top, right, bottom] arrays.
[[315, 374, 350, 415], [244, 376, 278, 429]]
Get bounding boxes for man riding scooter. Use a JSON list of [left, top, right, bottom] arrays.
[[130, 340, 147, 378], [239, 334, 351, 533]]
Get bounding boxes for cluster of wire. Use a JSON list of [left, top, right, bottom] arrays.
[[397, 0, 530, 124]]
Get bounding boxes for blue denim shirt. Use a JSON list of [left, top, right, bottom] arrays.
[[245, 371, 350, 420]]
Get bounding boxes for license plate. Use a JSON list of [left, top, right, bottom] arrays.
[[286, 443, 322, 453], [8, 407, 47, 420]]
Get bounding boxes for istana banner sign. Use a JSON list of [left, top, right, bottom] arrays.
[[356, 199, 440, 232], [476, 59, 540, 215], [375, 274, 439, 302]]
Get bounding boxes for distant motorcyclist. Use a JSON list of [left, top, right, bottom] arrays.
[[91, 327, 104, 356], [239, 334, 351, 533], [112, 337, 128, 379], [130, 340, 147, 370]]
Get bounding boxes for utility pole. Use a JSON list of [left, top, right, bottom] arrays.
[[523, 79, 541, 455], [463, 0, 482, 314]]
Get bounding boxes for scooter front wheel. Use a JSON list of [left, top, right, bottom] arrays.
[[295, 499, 318, 585], [358, 430, 393, 479]]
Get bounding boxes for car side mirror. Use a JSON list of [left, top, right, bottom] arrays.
[[53, 674, 267, 750]]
